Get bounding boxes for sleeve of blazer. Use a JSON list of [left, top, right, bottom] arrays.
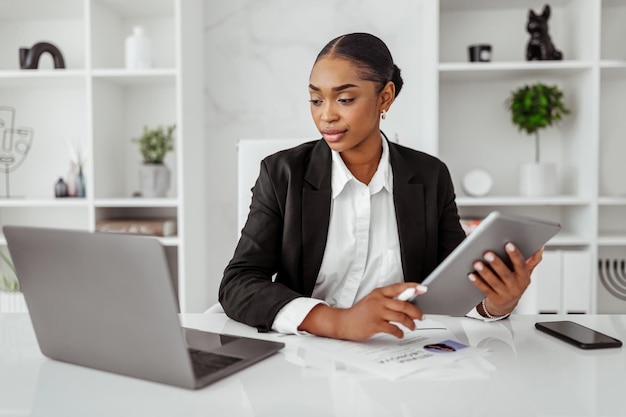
[[219, 158, 303, 332]]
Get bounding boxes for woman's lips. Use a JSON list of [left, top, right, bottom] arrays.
[[321, 130, 346, 142]]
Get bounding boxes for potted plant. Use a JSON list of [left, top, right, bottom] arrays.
[[132, 124, 175, 198], [506, 82, 570, 196]]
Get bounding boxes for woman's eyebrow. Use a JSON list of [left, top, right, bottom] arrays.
[[308, 83, 359, 92]]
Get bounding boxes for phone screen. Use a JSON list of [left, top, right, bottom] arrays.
[[535, 321, 623, 349]]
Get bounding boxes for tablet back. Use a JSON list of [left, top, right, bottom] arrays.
[[414, 211, 561, 316]]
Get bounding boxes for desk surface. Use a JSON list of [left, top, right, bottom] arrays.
[[1, 313, 625, 417]]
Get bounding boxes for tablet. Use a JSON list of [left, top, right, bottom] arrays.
[[411, 211, 561, 316]]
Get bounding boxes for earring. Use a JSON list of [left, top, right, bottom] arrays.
[[380, 109, 387, 120]]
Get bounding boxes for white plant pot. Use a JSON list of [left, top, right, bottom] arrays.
[[0, 291, 28, 313], [519, 162, 558, 196], [139, 164, 171, 198]]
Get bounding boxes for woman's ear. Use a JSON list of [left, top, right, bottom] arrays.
[[380, 81, 395, 111]]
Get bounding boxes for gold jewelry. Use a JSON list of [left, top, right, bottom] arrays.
[[380, 109, 387, 120]]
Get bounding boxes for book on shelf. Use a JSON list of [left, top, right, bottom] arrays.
[[95, 219, 177, 237], [460, 218, 483, 236]]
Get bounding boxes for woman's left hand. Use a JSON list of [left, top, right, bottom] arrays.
[[468, 243, 544, 317]]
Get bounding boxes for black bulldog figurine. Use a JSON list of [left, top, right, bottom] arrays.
[[526, 5, 563, 61]]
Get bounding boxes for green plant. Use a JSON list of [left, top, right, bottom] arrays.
[[0, 250, 18, 293], [506, 83, 570, 163], [132, 124, 176, 164]]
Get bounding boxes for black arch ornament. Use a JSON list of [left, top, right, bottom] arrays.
[[19, 42, 66, 69]]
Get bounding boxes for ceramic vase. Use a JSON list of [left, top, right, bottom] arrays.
[[519, 162, 557, 196], [139, 164, 170, 198]]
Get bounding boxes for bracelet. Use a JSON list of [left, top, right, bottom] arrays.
[[481, 299, 508, 319]]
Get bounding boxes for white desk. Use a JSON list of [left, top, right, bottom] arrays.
[[1, 313, 625, 417]]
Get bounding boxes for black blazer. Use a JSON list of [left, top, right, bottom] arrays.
[[219, 137, 466, 332]]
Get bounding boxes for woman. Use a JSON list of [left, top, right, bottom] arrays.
[[219, 33, 542, 341]]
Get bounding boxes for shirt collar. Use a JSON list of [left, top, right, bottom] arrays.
[[330, 135, 393, 199]]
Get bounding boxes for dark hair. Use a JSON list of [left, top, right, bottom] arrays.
[[315, 33, 403, 98]]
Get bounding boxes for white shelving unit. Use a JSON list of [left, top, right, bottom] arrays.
[[427, 0, 626, 314], [0, 0, 207, 312]]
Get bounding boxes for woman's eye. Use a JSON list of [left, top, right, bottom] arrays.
[[309, 99, 322, 106], [338, 98, 354, 104]]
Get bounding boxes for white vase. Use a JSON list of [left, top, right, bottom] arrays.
[[125, 26, 152, 69], [519, 162, 558, 196], [139, 164, 170, 198]]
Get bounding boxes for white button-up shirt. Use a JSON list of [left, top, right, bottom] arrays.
[[272, 138, 402, 334]]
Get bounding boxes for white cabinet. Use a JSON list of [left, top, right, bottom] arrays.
[[0, 0, 207, 312], [430, 0, 626, 314]]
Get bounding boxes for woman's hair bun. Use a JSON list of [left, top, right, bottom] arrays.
[[391, 64, 403, 97]]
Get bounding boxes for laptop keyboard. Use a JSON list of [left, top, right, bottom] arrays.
[[188, 348, 243, 378]]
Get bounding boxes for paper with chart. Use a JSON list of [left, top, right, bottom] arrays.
[[299, 318, 488, 380]]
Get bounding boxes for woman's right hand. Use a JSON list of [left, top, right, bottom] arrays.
[[298, 282, 426, 341]]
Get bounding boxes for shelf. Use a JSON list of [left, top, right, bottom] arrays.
[[439, 61, 593, 82], [0, 234, 178, 247], [600, 62, 626, 78], [598, 234, 626, 246], [158, 236, 179, 246], [548, 233, 591, 247], [0, 0, 84, 20], [93, 0, 174, 18], [440, 0, 573, 12], [0, 198, 89, 208], [456, 196, 592, 207], [94, 198, 179, 208], [0, 70, 86, 88], [598, 197, 626, 206], [91, 69, 176, 85]]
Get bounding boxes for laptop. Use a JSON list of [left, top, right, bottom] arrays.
[[3, 225, 284, 390]]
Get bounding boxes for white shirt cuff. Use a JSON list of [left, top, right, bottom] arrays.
[[272, 297, 328, 335], [466, 306, 510, 322]]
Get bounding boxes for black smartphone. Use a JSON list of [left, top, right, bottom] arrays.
[[535, 321, 623, 349]]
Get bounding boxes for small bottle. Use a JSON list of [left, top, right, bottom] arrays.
[[66, 164, 76, 197], [125, 26, 152, 69], [75, 167, 86, 198], [55, 178, 68, 198]]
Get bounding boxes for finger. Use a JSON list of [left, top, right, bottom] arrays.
[[473, 261, 506, 293], [482, 251, 514, 281], [383, 310, 417, 331], [468, 272, 495, 298], [526, 247, 544, 273], [505, 242, 528, 273], [377, 321, 406, 339], [379, 282, 425, 298], [388, 299, 423, 321]]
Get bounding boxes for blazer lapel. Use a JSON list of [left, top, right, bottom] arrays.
[[302, 140, 332, 295], [389, 143, 426, 283]]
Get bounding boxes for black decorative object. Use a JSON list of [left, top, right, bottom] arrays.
[[19, 42, 66, 69], [468, 44, 492, 62], [0, 106, 34, 198], [55, 178, 68, 197], [598, 259, 626, 301], [526, 5, 563, 61]]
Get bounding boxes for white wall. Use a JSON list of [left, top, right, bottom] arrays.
[[203, 0, 425, 305]]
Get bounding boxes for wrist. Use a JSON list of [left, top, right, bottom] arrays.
[[480, 299, 512, 319], [298, 304, 341, 338]]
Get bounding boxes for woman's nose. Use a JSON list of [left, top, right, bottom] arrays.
[[320, 102, 338, 122]]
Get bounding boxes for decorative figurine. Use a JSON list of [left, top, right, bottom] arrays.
[[19, 42, 66, 69], [526, 5, 563, 61], [0, 106, 34, 198]]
